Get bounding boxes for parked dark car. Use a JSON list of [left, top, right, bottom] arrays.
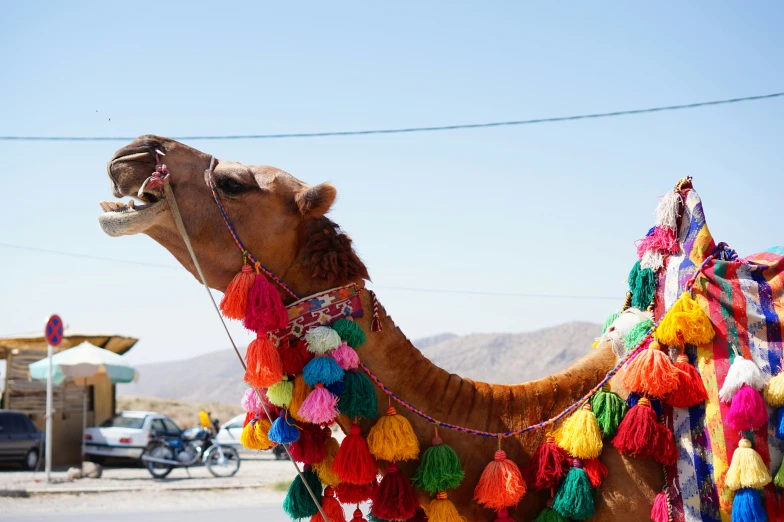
[[0, 410, 43, 469]]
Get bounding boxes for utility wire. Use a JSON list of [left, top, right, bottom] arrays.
[[1, 92, 782, 142], [0, 241, 619, 300]]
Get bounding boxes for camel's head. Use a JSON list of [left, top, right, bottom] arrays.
[[100, 135, 367, 294]]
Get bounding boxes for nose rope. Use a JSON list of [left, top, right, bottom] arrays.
[[159, 157, 327, 520]]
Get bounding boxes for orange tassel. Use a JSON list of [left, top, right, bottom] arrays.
[[622, 340, 682, 398], [310, 486, 347, 522], [473, 449, 527, 511], [244, 336, 283, 388], [220, 264, 256, 320]]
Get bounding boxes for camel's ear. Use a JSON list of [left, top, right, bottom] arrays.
[[295, 183, 336, 216]]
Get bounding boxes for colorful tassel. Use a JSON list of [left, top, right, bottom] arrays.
[[590, 385, 628, 438], [289, 423, 328, 465], [552, 461, 595, 520], [655, 292, 715, 348], [331, 318, 367, 348], [283, 467, 323, 520], [333, 423, 378, 485], [426, 492, 461, 522], [267, 376, 294, 408], [298, 384, 340, 424], [632, 267, 657, 310], [622, 340, 682, 398], [726, 385, 769, 431], [220, 264, 255, 320], [628, 261, 642, 297], [623, 319, 654, 352], [268, 410, 300, 444], [309, 486, 346, 522], [637, 227, 679, 258], [731, 488, 767, 522], [331, 342, 361, 370], [602, 312, 620, 334], [613, 397, 658, 458], [351, 509, 368, 522], [641, 250, 665, 271], [534, 507, 568, 522], [473, 449, 526, 510], [305, 326, 343, 355], [367, 406, 420, 462], [244, 272, 288, 334], [652, 422, 678, 467], [764, 371, 784, 407], [244, 336, 284, 388], [719, 357, 767, 402], [304, 356, 345, 387], [654, 190, 681, 230], [339, 370, 379, 419], [582, 458, 608, 488], [412, 435, 464, 494], [776, 406, 784, 440], [774, 457, 784, 487], [281, 339, 314, 376], [372, 463, 419, 521], [555, 403, 603, 459], [528, 434, 569, 491], [663, 353, 708, 408], [240, 418, 274, 450], [290, 374, 313, 423], [313, 435, 341, 487], [336, 479, 377, 504], [626, 392, 663, 417], [650, 491, 669, 522], [725, 438, 772, 490], [494, 508, 516, 522], [242, 410, 253, 428], [241, 387, 275, 414]]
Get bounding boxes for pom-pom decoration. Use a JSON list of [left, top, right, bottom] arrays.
[[426, 492, 462, 522], [527, 434, 569, 491], [336, 479, 378, 504], [726, 384, 768, 432], [331, 318, 367, 348], [333, 423, 378, 485], [339, 370, 378, 419], [774, 456, 784, 488], [313, 435, 341, 487], [268, 409, 301, 445], [303, 356, 345, 388], [309, 486, 346, 522], [555, 403, 603, 459], [655, 292, 715, 348], [663, 353, 708, 408], [654, 190, 681, 230], [244, 271, 288, 334], [650, 491, 669, 522], [244, 336, 284, 389], [283, 467, 323, 520], [367, 406, 420, 462], [280, 339, 314, 376], [534, 507, 569, 522], [220, 264, 255, 320], [725, 438, 772, 491], [240, 418, 274, 451], [372, 463, 420, 521], [623, 320, 654, 353], [331, 342, 361, 370], [622, 340, 682, 398], [289, 374, 313, 423], [305, 326, 343, 355], [764, 371, 784, 407], [590, 386, 628, 438], [652, 422, 678, 467], [267, 376, 294, 408], [298, 384, 340, 425], [412, 434, 464, 495], [289, 423, 328, 465], [582, 457, 608, 488], [613, 397, 658, 459], [473, 449, 527, 511], [731, 488, 767, 522], [719, 357, 767, 403], [776, 406, 784, 440], [552, 460, 595, 520], [241, 387, 275, 415]]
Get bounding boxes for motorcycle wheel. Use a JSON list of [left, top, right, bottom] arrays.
[[206, 446, 240, 478], [144, 440, 175, 479]]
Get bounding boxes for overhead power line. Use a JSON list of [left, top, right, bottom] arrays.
[[0, 241, 619, 300], [1, 92, 782, 142]]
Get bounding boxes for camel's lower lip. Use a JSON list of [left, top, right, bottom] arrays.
[[98, 198, 167, 237]]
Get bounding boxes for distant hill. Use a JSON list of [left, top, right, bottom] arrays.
[[118, 322, 601, 404]]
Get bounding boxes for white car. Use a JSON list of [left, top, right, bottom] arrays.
[[84, 411, 181, 462]]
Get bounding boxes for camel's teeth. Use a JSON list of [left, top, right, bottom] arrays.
[[99, 201, 110, 212], [128, 200, 135, 209], [155, 149, 166, 156]]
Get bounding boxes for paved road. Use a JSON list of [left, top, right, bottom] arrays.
[[4, 507, 289, 522]]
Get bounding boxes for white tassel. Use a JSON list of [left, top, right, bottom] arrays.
[[304, 326, 342, 355], [655, 191, 681, 231], [641, 250, 665, 271], [719, 357, 767, 402]]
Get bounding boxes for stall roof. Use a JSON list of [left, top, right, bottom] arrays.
[[0, 330, 138, 358]]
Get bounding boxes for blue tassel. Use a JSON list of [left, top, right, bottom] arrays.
[[268, 410, 300, 444], [731, 488, 766, 522], [325, 379, 345, 396], [776, 406, 784, 440], [303, 356, 345, 387], [626, 392, 663, 417]]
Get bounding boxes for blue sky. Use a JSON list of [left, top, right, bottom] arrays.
[[1, 2, 782, 366]]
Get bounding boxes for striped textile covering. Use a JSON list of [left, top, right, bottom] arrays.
[[655, 188, 784, 521]]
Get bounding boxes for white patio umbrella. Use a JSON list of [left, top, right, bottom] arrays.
[[29, 342, 139, 462]]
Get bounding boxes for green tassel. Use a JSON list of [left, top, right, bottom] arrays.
[[632, 268, 656, 310], [267, 376, 294, 407], [412, 437, 464, 494], [338, 370, 378, 419], [331, 318, 366, 348], [590, 386, 628, 438], [602, 312, 620, 334], [775, 458, 784, 488], [628, 261, 641, 296], [535, 507, 569, 522], [553, 466, 595, 520], [283, 468, 323, 519], [623, 318, 653, 352]]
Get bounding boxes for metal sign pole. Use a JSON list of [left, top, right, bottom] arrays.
[[45, 342, 53, 483], [81, 387, 86, 463]]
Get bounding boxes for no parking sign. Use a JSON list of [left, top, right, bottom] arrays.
[[45, 314, 63, 346]]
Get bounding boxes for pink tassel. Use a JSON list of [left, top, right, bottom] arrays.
[[651, 491, 669, 522], [241, 387, 276, 414], [298, 384, 340, 424], [636, 227, 679, 259], [330, 342, 360, 370], [726, 384, 768, 431], [244, 272, 288, 334]]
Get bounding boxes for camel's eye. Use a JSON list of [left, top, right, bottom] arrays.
[[215, 175, 251, 197]]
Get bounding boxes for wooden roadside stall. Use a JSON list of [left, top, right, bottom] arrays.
[[0, 331, 138, 466]]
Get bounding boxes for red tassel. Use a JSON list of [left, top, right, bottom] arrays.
[[333, 424, 378, 485], [244, 336, 283, 388], [220, 264, 256, 320], [289, 423, 328, 465], [310, 486, 347, 522], [494, 509, 514, 522], [726, 384, 769, 431], [612, 397, 658, 459], [582, 458, 608, 488], [529, 434, 570, 491], [652, 422, 678, 467], [473, 449, 527, 510], [351, 509, 368, 522], [336, 479, 378, 504], [372, 463, 419, 521], [242, 411, 254, 428], [244, 271, 288, 334], [281, 339, 314, 376], [651, 491, 669, 522], [663, 354, 707, 408]]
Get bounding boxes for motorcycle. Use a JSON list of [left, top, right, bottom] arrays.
[[140, 416, 240, 479]]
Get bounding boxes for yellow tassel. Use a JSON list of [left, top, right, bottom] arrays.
[[591, 339, 600, 349], [656, 292, 715, 347], [367, 406, 420, 462], [289, 374, 312, 423], [426, 493, 465, 522], [555, 403, 603, 459], [763, 371, 784, 407], [725, 438, 772, 490], [240, 418, 274, 450], [313, 436, 342, 487], [240, 421, 257, 449]]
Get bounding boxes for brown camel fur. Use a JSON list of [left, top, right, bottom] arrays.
[[100, 135, 663, 521]]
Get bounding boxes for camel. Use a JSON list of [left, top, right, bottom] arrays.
[[100, 135, 663, 521]]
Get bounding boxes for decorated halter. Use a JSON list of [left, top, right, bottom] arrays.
[[158, 160, 783, 522]]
